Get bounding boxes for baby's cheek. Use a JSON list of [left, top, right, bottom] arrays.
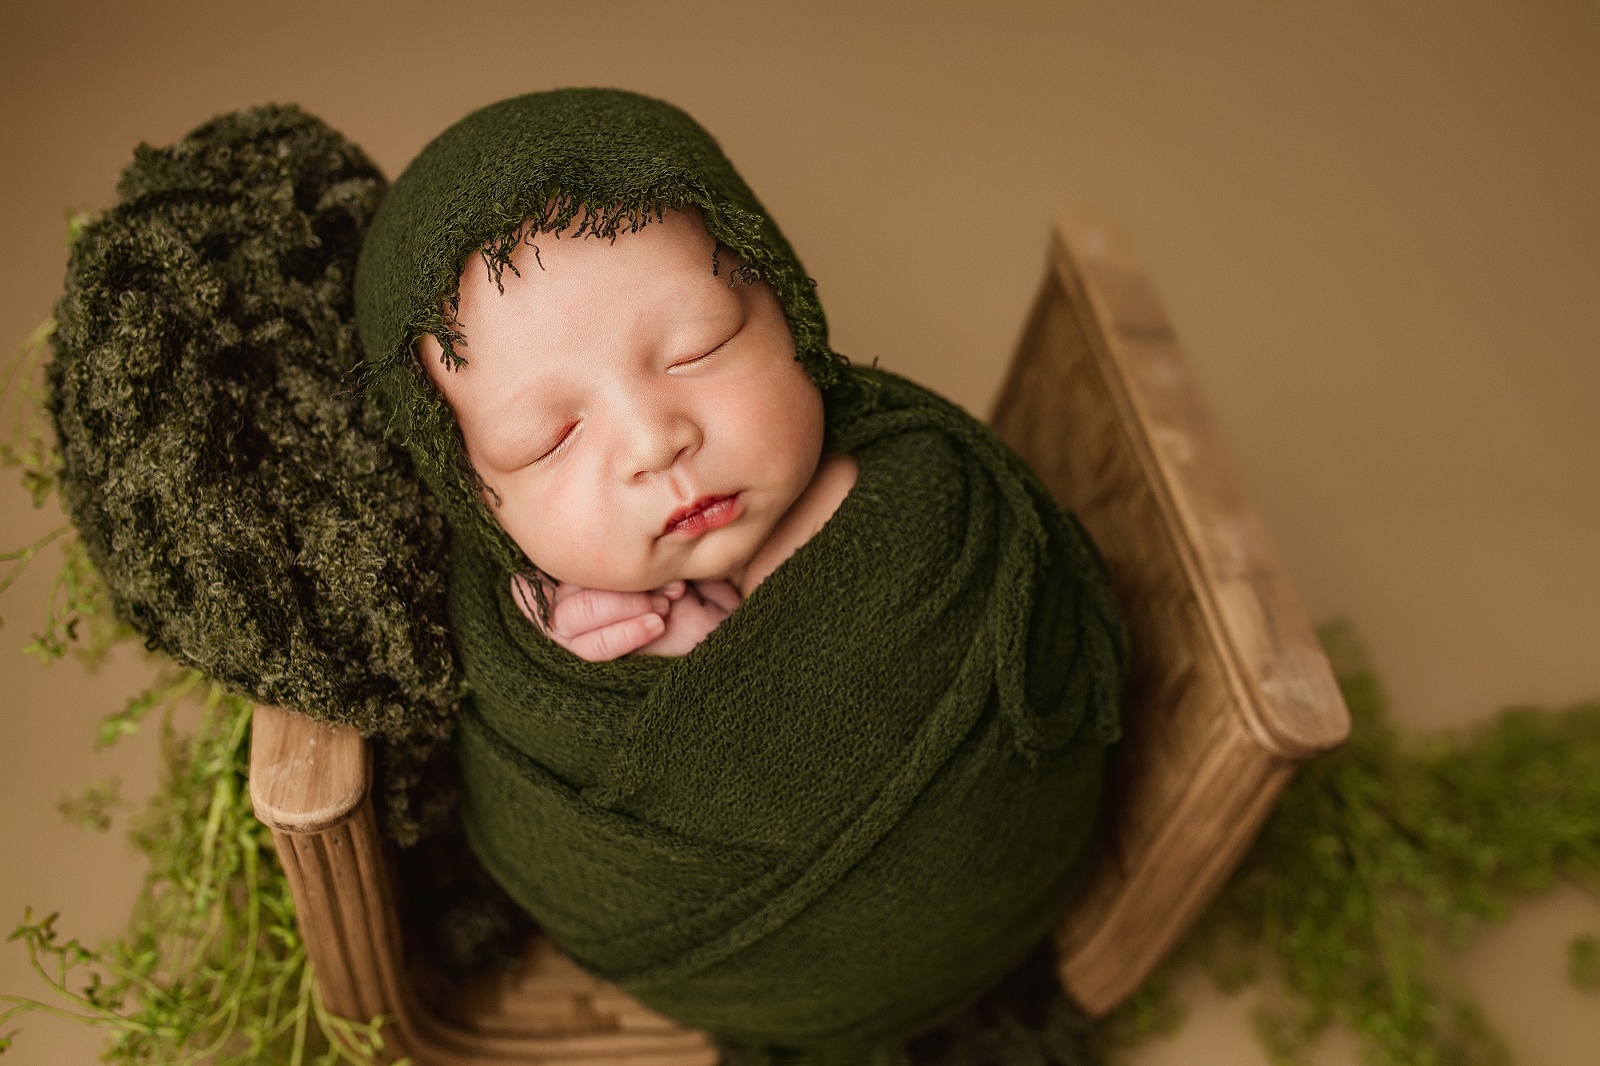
[[726, 367, 822, 492], [562, 540, 648, 588], [516, 486, 654, 589]]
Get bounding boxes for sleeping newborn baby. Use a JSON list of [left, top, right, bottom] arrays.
[[417, 206, 858, 662], [355, 88, 1128, 1065]]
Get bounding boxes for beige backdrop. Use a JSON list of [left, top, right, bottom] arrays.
[[2, 2, 1596, 1064]]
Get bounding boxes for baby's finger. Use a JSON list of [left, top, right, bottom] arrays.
[[694, 579, 742, 615], [553, 587, 669, 638], [658, 579, 687, 601], [567, 611, 666, 662]]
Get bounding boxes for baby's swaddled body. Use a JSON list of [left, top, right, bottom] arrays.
[[352, 89, 1128, 1062], [446, 366, 1125, 1058]]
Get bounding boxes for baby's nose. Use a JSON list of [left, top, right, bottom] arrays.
[[619, 409, 700, 480]]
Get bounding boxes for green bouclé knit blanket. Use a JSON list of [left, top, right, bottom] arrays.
[[351, 89, 1130, 1060]]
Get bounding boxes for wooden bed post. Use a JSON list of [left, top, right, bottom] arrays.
[[990, 215, 1349, 1014], [248, 704, 719, 1064]]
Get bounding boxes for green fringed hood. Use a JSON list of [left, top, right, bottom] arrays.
[[355, 87, 853, 580]]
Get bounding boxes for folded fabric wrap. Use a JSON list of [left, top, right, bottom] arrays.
[[450, 367, 1128, 1060]]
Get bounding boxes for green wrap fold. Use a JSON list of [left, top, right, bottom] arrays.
[[354, 89, 1129, 1061], [452, 368, 1125, 1057]]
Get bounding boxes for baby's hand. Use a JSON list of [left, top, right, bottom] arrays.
[[511, 575, 674, 662], [636, 579, 740, 657], [510, 577, 741, 662]]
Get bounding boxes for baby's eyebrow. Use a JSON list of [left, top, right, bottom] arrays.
[[490, 376, 559, 419], [672, 297, 745, 340]]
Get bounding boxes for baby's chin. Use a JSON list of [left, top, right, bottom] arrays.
[[660, 517, 775, 587], [536, 531, 758, 592], [643, 547, 752, 590]]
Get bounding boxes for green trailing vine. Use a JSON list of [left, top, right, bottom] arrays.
[[1095, 628, 1600, 1066], [0, 316, 401, 1065]]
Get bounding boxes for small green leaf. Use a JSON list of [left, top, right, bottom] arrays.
[[57, 779, 123, 833], [1570, 933, 1600, 993]]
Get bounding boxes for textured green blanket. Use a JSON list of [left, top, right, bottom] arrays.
[[451, 366, 1126, 1060]]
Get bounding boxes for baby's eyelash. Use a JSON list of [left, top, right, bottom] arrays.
[[532, 422, 577, 464], [671, 338, 731, 371]]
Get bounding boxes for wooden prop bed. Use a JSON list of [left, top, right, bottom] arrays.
[[249, 215, 1350, 1065]]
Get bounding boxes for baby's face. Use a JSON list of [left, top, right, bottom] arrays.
[[420, 208, 824, 592]]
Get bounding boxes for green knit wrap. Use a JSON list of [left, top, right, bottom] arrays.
[[451, 368, 1126, 1060], [354, 89, 1129, 1061]]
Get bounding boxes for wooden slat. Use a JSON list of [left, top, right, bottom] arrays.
[[992, 215, 1350, 1015], [1057, 722, 1293, 1010], [434, 936, 687, 1039], [1049, 216, 1348, 759]]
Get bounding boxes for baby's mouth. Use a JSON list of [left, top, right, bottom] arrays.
[[662, 493, 742, 538]]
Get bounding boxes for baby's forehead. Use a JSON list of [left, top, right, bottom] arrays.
[[426, 206, 749, 387]]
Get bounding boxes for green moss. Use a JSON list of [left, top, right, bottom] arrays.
[[1152, 621, 1599, 1065]]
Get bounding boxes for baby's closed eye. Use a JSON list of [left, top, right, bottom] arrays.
[[529, 421, 578, 465], [668, 335, 733, 373]]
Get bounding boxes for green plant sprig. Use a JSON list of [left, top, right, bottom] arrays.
[[0, 314, 63, 509], [0, 666, 404, 1065], [0, 309, 124, 666], [57, 778, 124, 833], [1108, 622, 1600, 1066], [3, 282, 402, 1062]]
